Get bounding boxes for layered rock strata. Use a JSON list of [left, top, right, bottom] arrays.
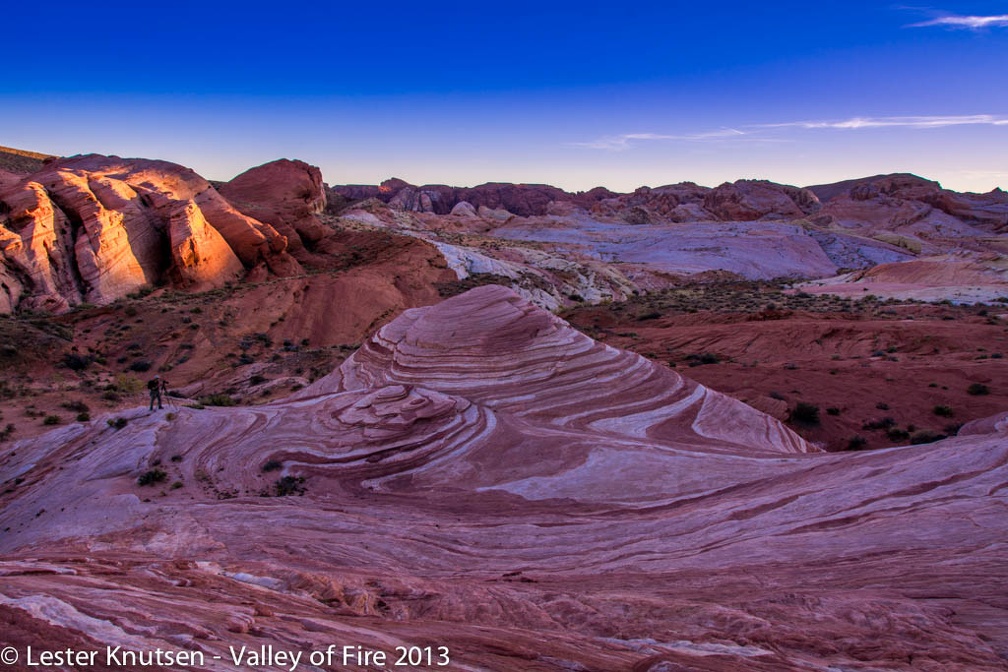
[[2, 287, 1007, 669], [0, 155, 298, 312]]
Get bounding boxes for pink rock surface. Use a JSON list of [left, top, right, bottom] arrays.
[[2, 286, 1006, 670], [217, 159, 328, 254]]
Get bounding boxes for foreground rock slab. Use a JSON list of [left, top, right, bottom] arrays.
[[1, 287, 1006, 670]]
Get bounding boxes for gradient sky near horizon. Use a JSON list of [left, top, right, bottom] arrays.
[[1, 1, 1006, 192]]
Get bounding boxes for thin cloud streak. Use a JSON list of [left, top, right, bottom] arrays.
[[908, 13, 1008, 28], [572, 128, 745, 151], [762, 115, 1008, 130], [576, 115, 1008, 151]]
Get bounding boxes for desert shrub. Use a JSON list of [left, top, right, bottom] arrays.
[[826, 407, 841, 416], [863, 417, 896, 430], [637, 311, 662, 321], [262, 459, 283, 472], [128, 359, 152, 373], [933, 405, 954, 418], [846, 436, 867, 451], [910, 430, 945, 445], [113, 374, 143, 394], [686, 352, 721, 366], [107, 417, 128, 430], [790, 402, 820, 425], [76, 412, 90, 422], [61, 400, 90, 413], [137, 468, 167, 486], [886, 427, 910, 441], [967, 383, 990, 396], [42, 415, 61, 426], [199, 394, 235, 407], [62, 353, 91, 371], [274, 475, 305, 496], [875, 402, 889, 410]]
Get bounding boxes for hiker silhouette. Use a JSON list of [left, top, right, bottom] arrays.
[[148, 375, 167, 410]]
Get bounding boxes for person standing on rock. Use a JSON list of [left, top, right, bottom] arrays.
[[148, 375, 165, 411]]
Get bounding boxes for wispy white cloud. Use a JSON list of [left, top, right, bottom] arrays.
[[908, 13, 1008, 29], [761, 114, 1008, 130], [572, 128, 745, 151], [575, 115, 1008, 151]]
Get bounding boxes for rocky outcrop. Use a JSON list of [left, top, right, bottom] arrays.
[[704, 180, 821, 221], [0, 155, 299, 313], [311, 285, 814, 456], [811, 173, 1008, 233], [334, 179, 575, 218], [449, 200, 478, 217], [2, 286, 1007, 669], [217, 159, 328, 254]]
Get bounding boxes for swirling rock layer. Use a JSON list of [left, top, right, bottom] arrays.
[[1, 287, 1007, 670]]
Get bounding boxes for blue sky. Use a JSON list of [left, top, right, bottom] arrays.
[[1, 1, 1006, 192]]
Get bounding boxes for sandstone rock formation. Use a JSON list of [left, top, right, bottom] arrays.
[[811, 173, 1008, 233], [0, 155, 300, 313], [703, 179, 821, 221], [2, 286, 1007, 669], [216, 158, 328, 255]]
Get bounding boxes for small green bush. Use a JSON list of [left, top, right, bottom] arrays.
[[274, 475, 305, 496], [933, 405, 954, 418], [199, 394, 235, 407], [42, 415, 61, 426], [910, 430, 945, 445], [967, 383, 990, 396], [137, 468, 167, 486], [886, 427, 910, 441], [846, 436, 867, 451], [62, 353, 91, 371], [790, 402, 820, 425]]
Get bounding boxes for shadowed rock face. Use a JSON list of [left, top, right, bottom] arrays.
[[2, 286, 1007, 670], [0, 155, 299, 313], [217, 158, 328, 255]]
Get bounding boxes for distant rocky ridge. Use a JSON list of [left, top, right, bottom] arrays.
[[3, 147, 1007, 314], [331, 173, 1008, 231], [0, 144, 55, 176]]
